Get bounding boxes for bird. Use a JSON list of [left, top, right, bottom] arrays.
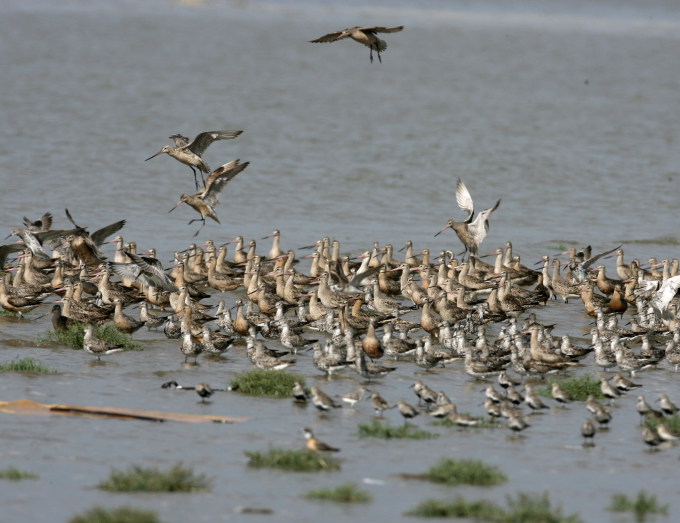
[[397, 400, 419, 424], [292, 381, 309, 403], [195, 383, 213, 402], [551, 382, 572, 407], [642, 427, 662, 450], [636, 275, 680, 320], [146, 130, 243, 189], [302, 427, 340, 452], [83, 324, 124, 360], [310, 386, 341, 412], [581, 418, 596, 446], [329, 259, 382, 294], [340, 386, 368, 408], [370, 391, 393, 417], [434, 179, 500, 257], [109, 251, 177, 292], [309, 26, 404, 63], [169, 160, 249, 236], [658, 394, 678, 415]]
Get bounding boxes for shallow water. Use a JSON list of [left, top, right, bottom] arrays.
[[1, 1, 680, 522]]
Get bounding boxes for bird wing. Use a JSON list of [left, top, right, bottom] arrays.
[[309, 31, 345, 43], [360, 26, 404, 33], [125, 251, 178, 291], [169, 134, 190, 147], [330, 259, 350, 285], [0, 243, 26, 268], [202, 161, 249, 208], [91, 220, 126, 246], [581, 244, 622, 271], [468, 199, 501, 242], [200, 159, 241, 194], [185, 130, 243, 157], [455, 179, 475, 219], [23, 212, 52, 232], [64, 208, 81, 228], [656, 275, 680, 308], [349, 264, 383, 289]]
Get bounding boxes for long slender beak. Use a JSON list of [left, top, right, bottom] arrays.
[[434, 226, 448, 237], [261, 232, 276, 239], [145, 150, 164, 161], [298, 243, 317, 250], [168, 201, 183, 213], [3, 233, 12, 240]]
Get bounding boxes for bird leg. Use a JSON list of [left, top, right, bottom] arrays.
[[188, 218, 206, 237], [191, 167, 200, 190], [370, 49, 373, 63], [377, 50, 382, 63]]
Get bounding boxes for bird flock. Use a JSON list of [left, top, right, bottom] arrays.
[[3, 23, 680, 465]]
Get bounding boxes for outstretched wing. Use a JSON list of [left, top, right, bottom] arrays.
[[125, 251, 177, 291], [0, 243, 26, 268], [185, 130, 243, 157], [581, 245, 622, 271], [310, 30, 345, 43], [64, 208, 81, 228], [202, 161, 249, 208], [330, 259, 349, 285], [656, 275, 680, 308], [91, 220, 126, 246], [455, 179, 474, 219], [169, 134, 190, 147], [199, 159, 241, 194], [23, 212, 52, 232], [109, 261, 156, 288], [468, 199, 501, 243], [360, 26, 404, 33]]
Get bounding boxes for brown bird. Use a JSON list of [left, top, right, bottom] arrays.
[[169, 160, 249, 236], [146, 130, 243, 189], [435, 179, 500, 257], [310, 26, 404, 63], [302, 427, 340, 452]]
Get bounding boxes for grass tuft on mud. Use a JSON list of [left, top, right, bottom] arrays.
[[246, 448, 340, 472], [406, 491, 583, 522], [69, 506, 161, 523], [358, 419, 437, 440], [230, 369, 305, 397], [537, 374, 603, 401], [0, 357, 53, 373], [97, 463, 210, 492], [304, 482, 372, 503], [39, 323, 143, 351], [405, 458, 507, 487], [608, 491, 668, 522], [0, 466, 39, 480]]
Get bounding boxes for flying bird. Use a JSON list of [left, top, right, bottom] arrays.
[[310, 26, 404, 63], [146, 130, 243, 189], [168, 159, 249, 237], [435, 178, 501, 257], [109, 250, 177, 292]]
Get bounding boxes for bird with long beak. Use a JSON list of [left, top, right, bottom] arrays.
[[146, 130, 242, 189], [169, 160, 249, 237], [434, 179, 500, 258]]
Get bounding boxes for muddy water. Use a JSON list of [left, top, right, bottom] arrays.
[[1, 1, 680, 522]]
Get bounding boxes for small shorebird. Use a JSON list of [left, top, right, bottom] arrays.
[[310, 386, 341, 412], [340, 386, 368, 408], [524, 384, 549, 412], [642, 427, 662, 450], [370, 391, 393, 417], [581, 418, 596, 446], [292, 381, 309, 403], [656, 423, 679, 442], [146, 130, 243, 189], [195, 383, 213, 402], [658, 394, 678, 415], [397, 400, 419, 424], [310, 26, 404, 63], [180, 330, 203, 362], [551, 382, 572, 408], [507, 413, 530, 435], [434, 179, 500, 257], [83, 324, 124, 360], [600, 378, 622, 404], [636, 395, 662, 425], [302, 428, 340, 452], [169, 160, 249, 236]]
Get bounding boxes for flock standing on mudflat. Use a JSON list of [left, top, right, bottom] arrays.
[[3, 25, 680, 457]]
